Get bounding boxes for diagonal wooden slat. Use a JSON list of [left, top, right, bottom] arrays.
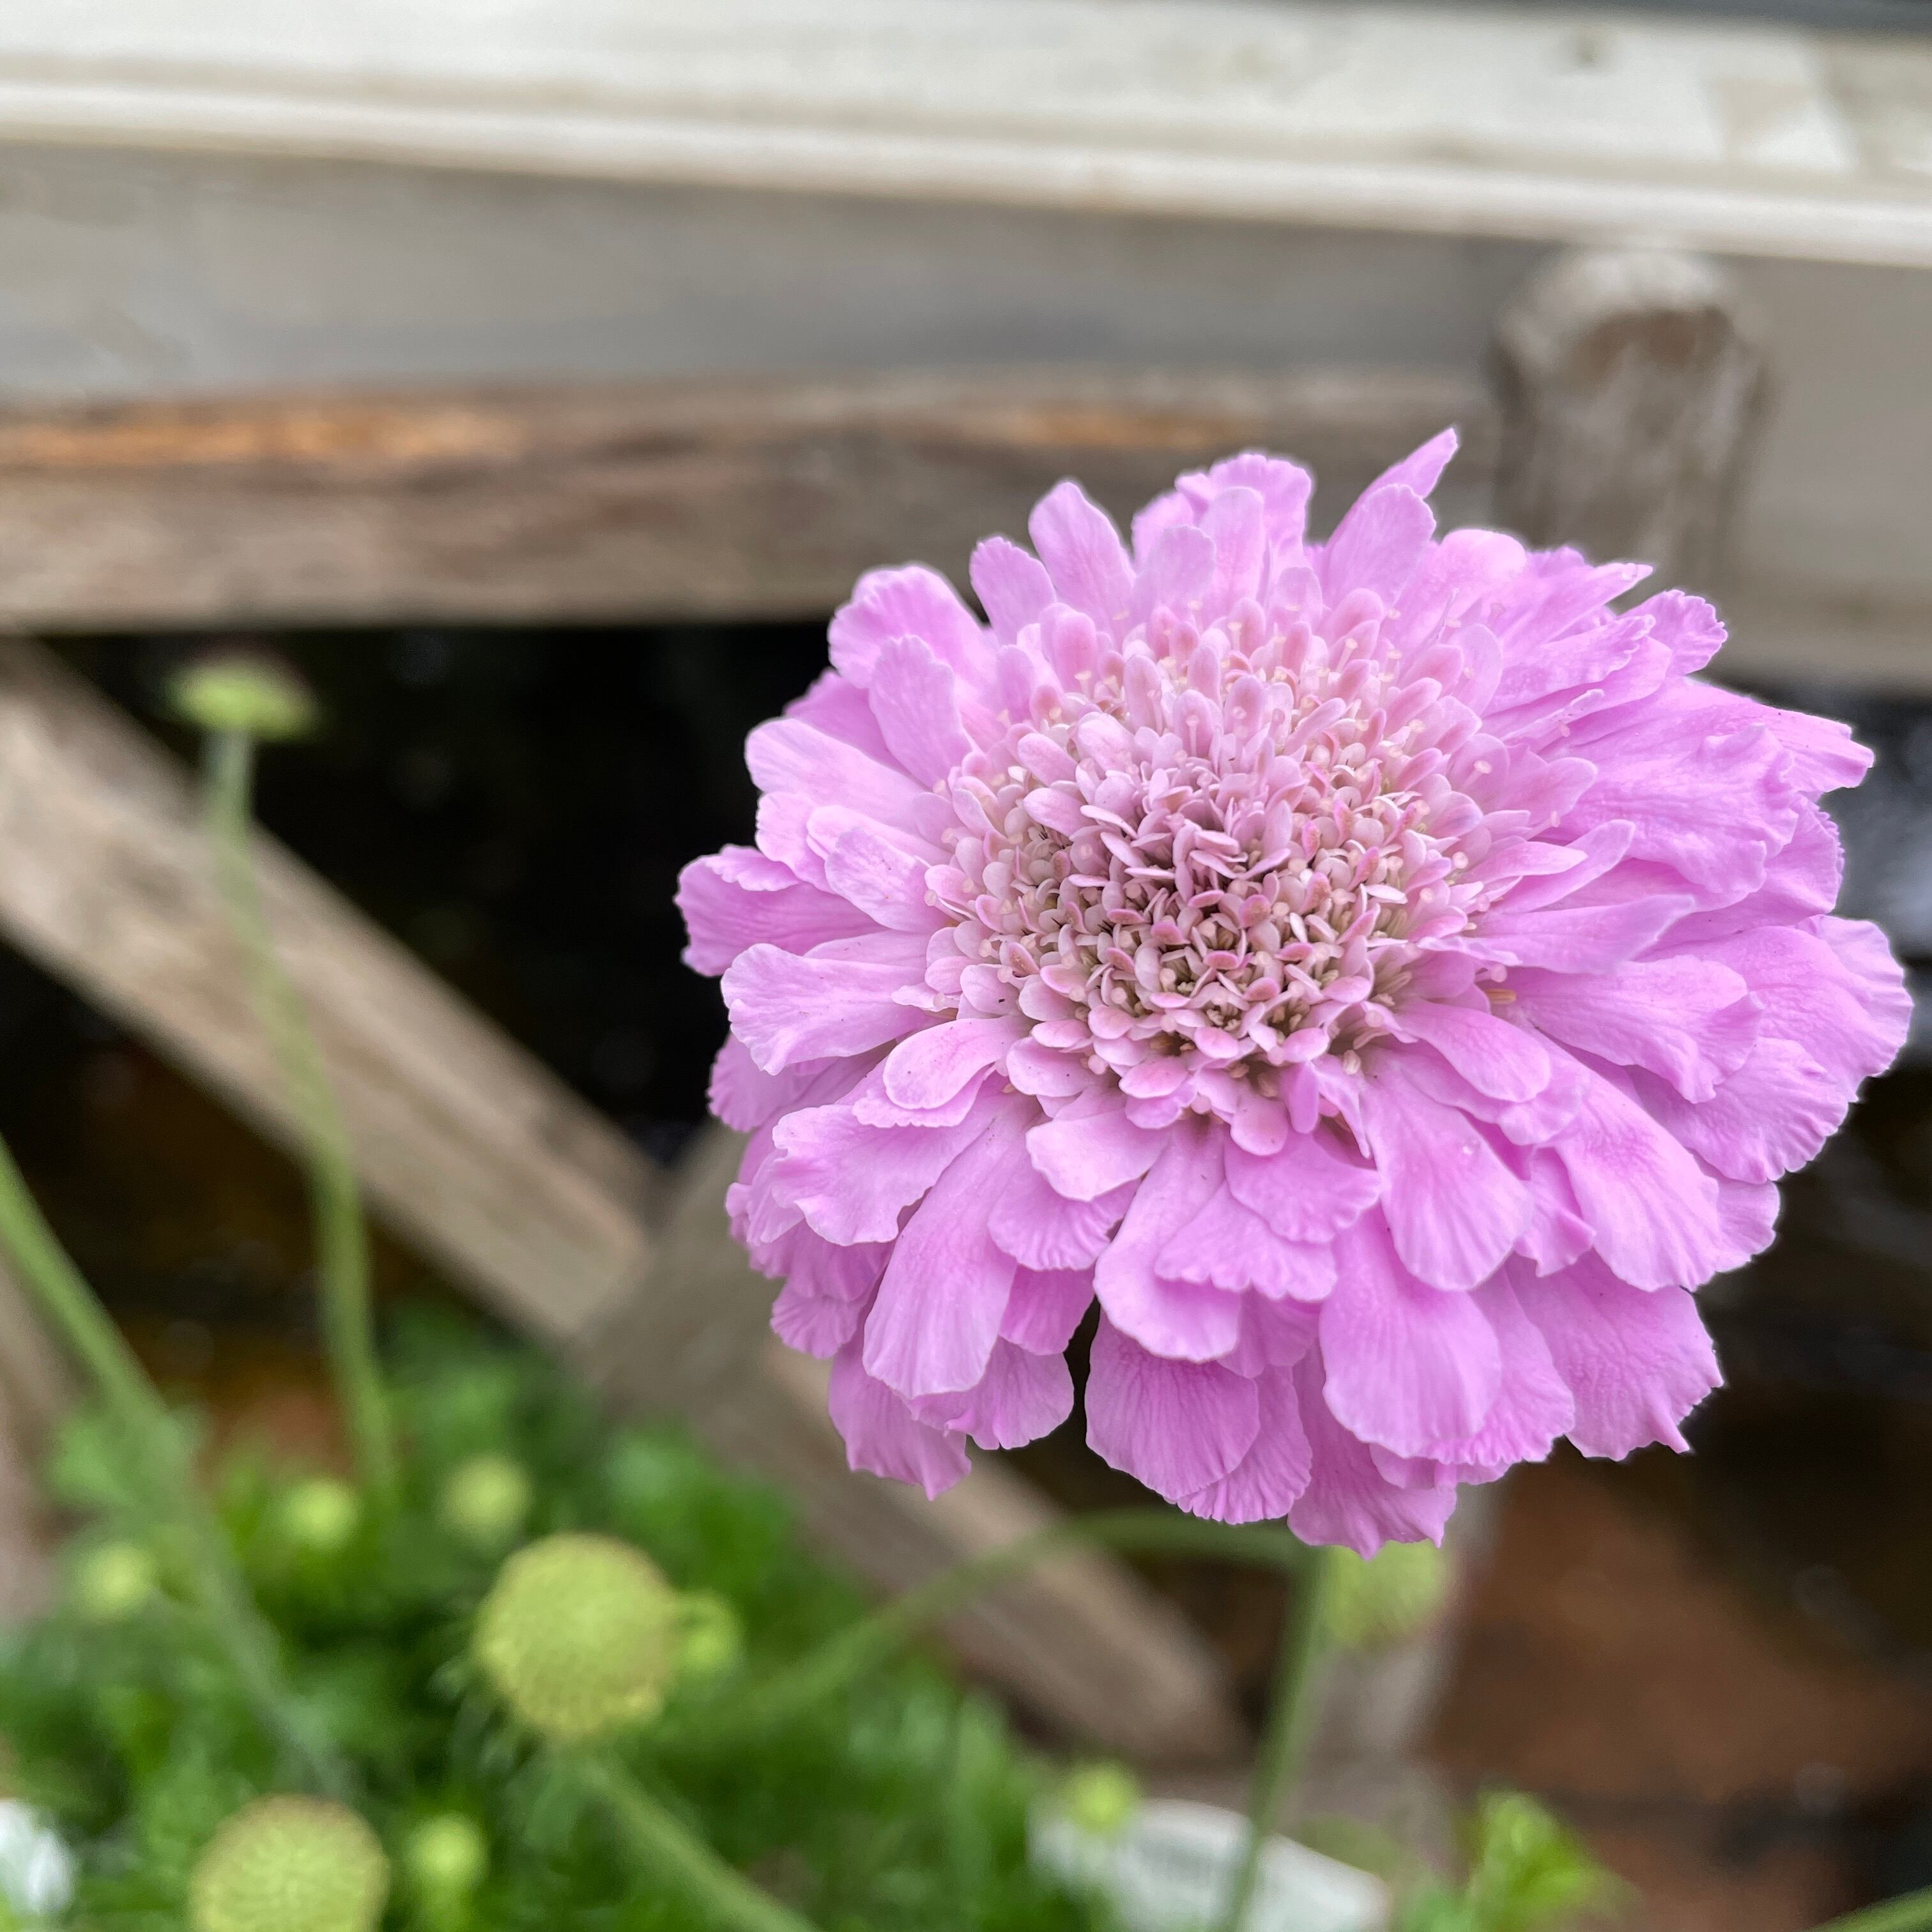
[[0, 640, 1242, 1761]]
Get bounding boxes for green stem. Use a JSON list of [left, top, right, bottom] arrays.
[[0, 1133, 342, 1788], [203, 730, 398, 1504], [1216, 1545, 1342, 1932], [573, 1749, 822, 1932], [717, 1511, 1307, 1742], [1811, 1891, 1932, 1932]]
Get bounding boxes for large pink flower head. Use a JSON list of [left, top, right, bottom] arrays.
[[680, 430, 1911, 1555]]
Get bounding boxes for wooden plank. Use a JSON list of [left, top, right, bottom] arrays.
[[0, 641, 1243, 1761], [1491, 247, 1767, 591], [4, 1, 1932, 270], [0, 369, 1491, 631]]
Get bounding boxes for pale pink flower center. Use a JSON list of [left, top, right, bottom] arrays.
[[938, 610, 1489, 1082]]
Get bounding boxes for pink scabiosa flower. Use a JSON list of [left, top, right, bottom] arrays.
[[679, 431, 1910, 1555]]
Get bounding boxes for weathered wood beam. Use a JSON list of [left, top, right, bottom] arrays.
[[0, 368, 1491, 631], [0, 640, 1241, 1761], [1491, 246, 1766, 590]]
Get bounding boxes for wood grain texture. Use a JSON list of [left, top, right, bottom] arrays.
[[1491, 247, 1767, 590], [0, 643, 1242, 1759], [0, 368, 1491, 631]]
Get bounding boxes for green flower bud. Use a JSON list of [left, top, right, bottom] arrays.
[[189, 1797, 388, 1932], [1322, 1542, 1448, 1652], [68, 1541, 159, 1624], [404, 1814, 488, 1903], [439, 1455, 533, 1553], [473, 1533, 679, 1742], [169, 652, 319, 742], [673, 1591, 743, 1685], [277, 1477, 362, 1556], [1059, 1762, 1142, 1839]]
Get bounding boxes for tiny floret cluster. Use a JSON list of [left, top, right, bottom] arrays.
[[681, 433, 1909, 1553]]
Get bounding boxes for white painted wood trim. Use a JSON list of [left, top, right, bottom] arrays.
[[0, 1, 1928, 268]]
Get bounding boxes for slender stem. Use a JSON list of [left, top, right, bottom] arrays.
[[0, 1132, 342, 1788], [1217, 1545, 1342, 1932], [573, 1749, 823, 1932], [1811, 1892, 1932, 1932], [716, 1511, 1307, 1742], [203, 730, 397, 1503]]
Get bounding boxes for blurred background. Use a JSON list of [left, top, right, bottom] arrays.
[[0, 3, 1930, 1928]]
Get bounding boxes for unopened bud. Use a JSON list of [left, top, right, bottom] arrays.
[[69, 1541, 159, 1624], [277, 1477, 362, 1556], [189, 1797, 388, 1932], [439, 1455, 532, 1553], [473, 1533, 678, 1742], [1059, 1763, 1142, 1839], [404, 1813, 487, 1904], [673, 1591, 743, 1685], [169, 651, 319, 742]]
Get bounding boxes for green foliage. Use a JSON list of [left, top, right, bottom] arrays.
[[0, 1313, 1105, 1932], [1397, 1791, 1622, 1932]]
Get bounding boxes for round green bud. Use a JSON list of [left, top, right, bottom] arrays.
[[473, 1533, 679, 1742], [1322, 1542, 1449, 1652], [277, 1477, 362, 1556], [439, 1455, 533, 1553], [673, 1591, 743, 1685], [69, 1541, 160, 1624], [404, 1814, 488, 1902], [189, 1797, 389, 1932], [1059, 1762, 1142, 1839], [168, 652, 319, 742]]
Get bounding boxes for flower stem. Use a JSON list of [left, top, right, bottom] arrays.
[[572, 1749, 822, 1932], [202, 730, 397, 1505], [1216, 1545, 1342, 1932], [714, 1511, 1307, 1742], [0, 1131, 342, 1788], [1810, 1891, 1932, 1932]]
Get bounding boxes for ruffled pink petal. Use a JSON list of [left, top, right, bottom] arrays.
[[1519, 1255, 1721, 1458], [1360, 1058, 1532, 1291], [1420, 1277, 1574, 1475], [1029, 481, 1133, 632], [1085, 1318, 1261, 1503], [1027, 1098, 1165, 1201], [1287, 1353, 1457, 1558], [827, 1340, 970, 1498], [1394, 999, 1552, 1102], [1508, 957, 1758, 1103], [866, 635, 972, 786], [1155, 1185, 1336, 1301], [678, 849, 874, 974], [828, 564, 988, 687], [764, 1086, 999, 1246], [864, 1108, 1026, 1399], [1319, 1220, 1503, 1457], [1179, 1368, 1312, 1524], [1551, 1063, 1727, 1290], [1093, 1123, 1243, 1359], [969, 536, 1055, 645], [914, 1340, 1073, 1450], [1632, 1039, 1847, 1185], [1000, 1266, 1096, 1355], [722, 936, 930, 1073], [1223, 1128, 1381, 1241], [785, 669, 896, 763]]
